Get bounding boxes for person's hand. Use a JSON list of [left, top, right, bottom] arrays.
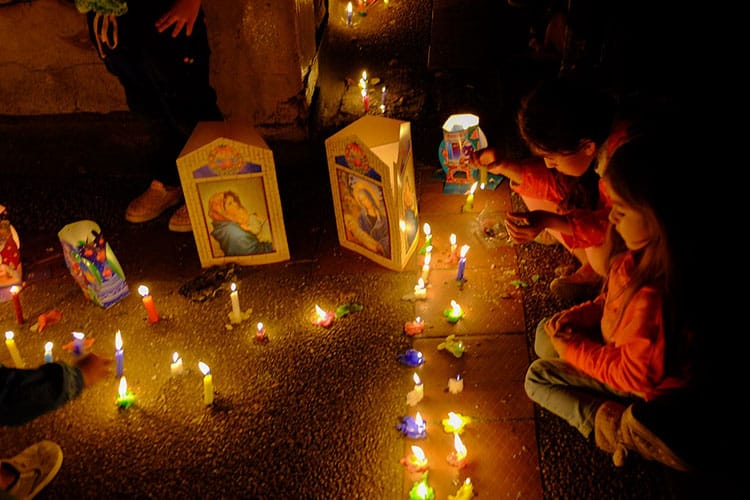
[[75, 353, 113, 388], [504, 211, 542, 243], [467, 147, 498, 168], [155, 0, 202, 38]]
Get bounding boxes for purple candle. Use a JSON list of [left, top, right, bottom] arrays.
[[455, 244, 469, 281], [397, 412, 427, 438], [115, 330, 124, 377]]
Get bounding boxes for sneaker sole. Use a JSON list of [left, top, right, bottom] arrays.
[[168, 223, 193, 233], [125, 199, 181, 223]]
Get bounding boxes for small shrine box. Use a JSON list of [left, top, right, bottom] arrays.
[[177, 120, 289, 268], [324, 115, 420, 271]]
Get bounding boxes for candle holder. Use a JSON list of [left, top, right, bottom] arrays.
[[404, 317, 425, 336], [397, 413, 427, 439], [116, 377, 136, 410], [400, 445, 429, 473], [443, 300, 465, 324], [437, 334, 465, 358], [408, 471, 435, 500], [312, 305, 335, 327], [448, 374, 464, 394]]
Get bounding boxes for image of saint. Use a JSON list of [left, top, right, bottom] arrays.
[[341, 179, 390, 259], [208, 190, 274, 256]]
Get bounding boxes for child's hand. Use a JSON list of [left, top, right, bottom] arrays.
[[156, 0, 202, 38], [504, 212, 541, 243], [75, 353, 113, 388], [468, 147, 497, 167]]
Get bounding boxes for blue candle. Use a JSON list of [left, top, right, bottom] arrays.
[[115, 330, 124, 377], [455, 244, 469, 281], [44, 341, 53, 363], [397, 412, 427, 439], [72, 331, 85, 357], [398, 349, 424, 367]]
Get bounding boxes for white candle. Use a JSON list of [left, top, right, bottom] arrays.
[[198, 361, 214, 405], [380, 86, 387, 113], [44, 341, 53, 363], [4, 331, 25, 368], [449, 233, 457, 260], [448, 374, 464, 394], [406, 372, 424, 407], [414, 277, 427, 299], [170, 352, 184, 376], [230, 282, 241, 323], [420, 253, 431, 283]]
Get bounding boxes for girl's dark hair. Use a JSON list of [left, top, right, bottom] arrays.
[[517, 77, 616, 211], [603, 128, 696, 376]]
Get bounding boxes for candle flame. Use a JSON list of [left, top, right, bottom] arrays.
[[198, 361, 211, 376], [172, 352, 180, 363], [5, 331, 14, 341], [451, 300, 462, 314], [118, 376, 128, 397], [314, 304, 328, 320], [137, 285, 149, 297], [453, 432, 467, 458], [9, 285, 19, 295], [115, 330, 122, 350], [416, 316, 422, 324], [231, 282, 237, 292], [459, 244, 470, 258], [415, 278, 425, 290], [423, 253, 431, 267], [361, 70, 367, 81], [423, 222, 431, 236], [466, 181, 478, 195], [45, 341, 53, 352], [257, 322, 264, 331], [346, 1, 352, 14], [413, 372, 422, 385], [450, 233, 456, 245], [415, 411, 424, 427], [411, 445, 427, 463], [73, 331, 85, 341]]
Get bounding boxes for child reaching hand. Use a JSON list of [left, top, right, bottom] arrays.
[[471, 77, 628, 301], [523, 129, 696, 471]]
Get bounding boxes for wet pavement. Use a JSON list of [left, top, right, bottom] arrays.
[[1, 1, 731, 499]]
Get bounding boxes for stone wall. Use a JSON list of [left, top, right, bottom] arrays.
[[0, 0, 325, 140]]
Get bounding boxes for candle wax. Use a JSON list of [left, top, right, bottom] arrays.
[[5, 333, 25, 368], [203, 372, 214, 405], [448, 375, 464, 394], [72, 332, 85, 357], [141, 294, 160, 323], [115, 331, 124, 377], [397, 415, 427, 439], [404, 318, 425, 336], [170, 353, 184, 376], [398, 349, 424, 367], [10, 286, 23, 324], [230, 283, 241, 323], [399, 446, 429, 473], [44, 342, 53, 363], [408, 472, 434, 500]]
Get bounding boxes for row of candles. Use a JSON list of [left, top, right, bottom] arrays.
[[358, 70, 387, 114], [344, 1, 391, 28], [400, 225, 476, 499]]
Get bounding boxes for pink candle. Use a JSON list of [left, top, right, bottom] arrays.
[[138, 285, 160, 323], [10, 285, 23, 324]]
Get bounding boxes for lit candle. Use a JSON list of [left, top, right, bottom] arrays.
[[397, 411, 426, 439], [400, 445, 429, 473], [114, 330, 124, 378], [359, 70, 368, 90], [406, 372, 424, 406], [413, 278, 427, 300], [44, 341, 53, 363], [442, 411, 472, 434], [229, 282, 241, 324], [408, 471, 435, 500], [4, 331, 25, 368], [346, 1, 353, 26], [420, 223, 432, 253], [170, 352, 184, 376], [72, 331, 85, 357], [198, 361, 214, 405], [255, 321, 267, 342], [380, 86, 387, 113], [404, 316, 425, 336], [455, 244, 470, 281], [448, 233, 457, 262], [361, 88, 370, 112], [116, 376, 136, 409], [448, 374, 464, 394], [447, 432, 468, 468], [9, 285, 23, 324], [312, 304, 335, 327], [444, 300, 465, 323], [450, 478, 474, 500], [462, 181, 478, 212], [420, 252, 431, 283], [138, 285, 160, 323]]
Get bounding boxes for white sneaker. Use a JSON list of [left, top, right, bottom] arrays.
[[2, 440, 63, 499]]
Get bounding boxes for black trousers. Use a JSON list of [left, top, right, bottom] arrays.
[[88, 1, 222, 184]]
